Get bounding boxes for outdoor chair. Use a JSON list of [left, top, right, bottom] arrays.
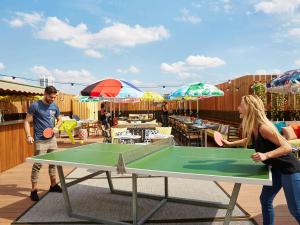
[[155, 127, 172, 135], [111, 128, 127, 143], [182, 124, 201, 146]]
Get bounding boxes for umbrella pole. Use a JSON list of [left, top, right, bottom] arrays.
[[294, 94, 296, 120], [197, 99, 199, 117]]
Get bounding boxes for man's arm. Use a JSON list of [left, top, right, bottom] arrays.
[[55, 115, 62, 128], [24, 114, 34, 143]]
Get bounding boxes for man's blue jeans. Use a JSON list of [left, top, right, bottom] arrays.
[[260, 168, 300, 225]]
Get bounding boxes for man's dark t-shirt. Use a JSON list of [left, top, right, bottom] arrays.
[[28, 100, 60, 141]]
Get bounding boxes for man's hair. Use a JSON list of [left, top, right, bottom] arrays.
[[44, 86, 58, 95]]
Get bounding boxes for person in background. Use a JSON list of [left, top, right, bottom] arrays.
[[24, 86, 62, 201], [100, 102, 110, 129], [223, 95, 300, 225], [161, 101, 169, 127]]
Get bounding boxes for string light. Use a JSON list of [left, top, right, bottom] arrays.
[[0, 73, 184, 89]]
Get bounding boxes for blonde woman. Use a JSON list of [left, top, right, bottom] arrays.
[[223, 95, 300, 225]]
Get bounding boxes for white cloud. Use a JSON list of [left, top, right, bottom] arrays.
[[0, 62, 5, 70], [175, 9, 202, 24], [255, 0, 300, 14], [160, 55, 225, 79], [8, 12, 43, 27], [186, 55, 225, 68], [255, 69, 281, 75], [37, 17, 89, 46], [10, 13, 169, 51], [31, 65, 52, 77], [84, 49, 103, 58], [117, 65, 140, 74], [295, 59, 300, 66], [31, 65, 97, 84]]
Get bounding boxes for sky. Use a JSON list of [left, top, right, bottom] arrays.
[[1, 0, 300, 94]]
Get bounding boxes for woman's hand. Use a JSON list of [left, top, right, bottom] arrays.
[[251, 152, 269, 162]]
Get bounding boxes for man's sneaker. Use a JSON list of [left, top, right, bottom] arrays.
[[30, 190, 39, 201], [49, 184, 62, 193]]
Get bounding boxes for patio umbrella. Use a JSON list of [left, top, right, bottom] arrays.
[[141, 91, 164, 101], [267, 69, 300, 94], [81, 78, 143, 116], [81, 78, 143, 99], [169, 82, 224, 114], [141, 91, 165, 117]]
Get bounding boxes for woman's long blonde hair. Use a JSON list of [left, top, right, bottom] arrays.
[[241, 95, 288, 147]]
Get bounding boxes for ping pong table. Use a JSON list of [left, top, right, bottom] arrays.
[[27, 139, 272, 225]]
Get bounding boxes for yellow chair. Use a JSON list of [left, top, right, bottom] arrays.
[[111, 128, 127, 143], [59, 119, 78, 144], [155, 127, 172, 135]]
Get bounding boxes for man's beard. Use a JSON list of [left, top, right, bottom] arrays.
[[45, 98, 53, 104]]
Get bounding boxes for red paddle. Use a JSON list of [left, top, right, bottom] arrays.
[[43, 127, 54, 138], [214, 131, 224, 147]]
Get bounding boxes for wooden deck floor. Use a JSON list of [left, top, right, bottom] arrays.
[[0, 137, 297, 225]]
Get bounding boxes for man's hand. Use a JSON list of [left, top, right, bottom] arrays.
[[53, 126, 59, 134], [251, 152, 269, 162], [27, 136, 34, 144]]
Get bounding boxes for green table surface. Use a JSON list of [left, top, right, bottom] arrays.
[[28, 143, 270, 182], [127, 146, 270, 181], [29, 143, 141, 167]]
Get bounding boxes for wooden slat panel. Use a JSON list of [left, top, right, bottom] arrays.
[[0, 123, 34, 172]]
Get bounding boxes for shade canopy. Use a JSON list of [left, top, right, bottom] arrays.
[[81, 79, 143, 99], [169, 82, 224, 99]]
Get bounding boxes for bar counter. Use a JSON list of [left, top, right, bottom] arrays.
[[0, 120, 34, 172]]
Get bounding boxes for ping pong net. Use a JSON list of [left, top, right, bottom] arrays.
[[117, 138, 174, 174]]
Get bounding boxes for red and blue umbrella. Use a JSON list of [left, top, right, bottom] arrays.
[[81, 78, 143, 99]]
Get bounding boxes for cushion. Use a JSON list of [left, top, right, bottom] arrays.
[[288, 139, 300, 147], [273, 121, 287, 134], [291, 124, 300, 139], [282, 126, 298, 140], [286, 121, 300, 126]]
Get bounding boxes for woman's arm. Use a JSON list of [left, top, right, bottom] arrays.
[[251, 124, 292, 162], [222, 138, 247, 147]]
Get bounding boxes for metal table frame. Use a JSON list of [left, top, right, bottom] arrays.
[[57, 166, 244, 225]]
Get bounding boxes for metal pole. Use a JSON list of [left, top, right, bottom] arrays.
[[57, 166, 72, 216], [164, 177, 168, 198], [223, 183, 241, 225], [132, 174, 138, 225]]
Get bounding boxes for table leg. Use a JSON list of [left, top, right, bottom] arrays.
[[57, 166, 72, 216], [106, 171, 114, 192], [132, 173, 138, 225], [223, 183, 241, 225], [164, 177, 168, 198]]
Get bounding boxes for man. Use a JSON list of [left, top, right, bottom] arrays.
[[24, 86, 62, 201]]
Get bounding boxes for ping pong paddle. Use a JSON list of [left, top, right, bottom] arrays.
[[43, 127, 54, 138], [214, 131, 224, 147]]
